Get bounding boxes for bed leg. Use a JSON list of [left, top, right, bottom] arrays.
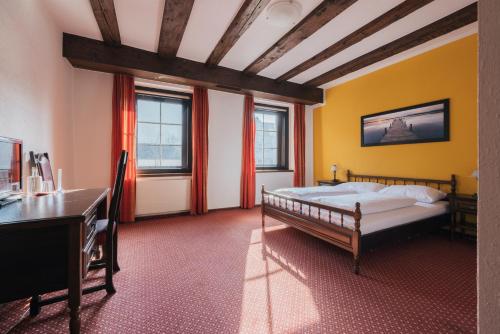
[[353, 202, 362, 275], [261, 213, 265, 228]]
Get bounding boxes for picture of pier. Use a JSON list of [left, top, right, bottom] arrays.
[[361, 99, 449, 147]]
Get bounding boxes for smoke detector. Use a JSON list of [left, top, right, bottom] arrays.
[[265, 1, 302, 27]]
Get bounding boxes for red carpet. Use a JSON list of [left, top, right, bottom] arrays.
[[1, 208, 476, 333]]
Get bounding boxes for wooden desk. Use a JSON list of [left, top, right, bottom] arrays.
[[0, 188, 109, 334]]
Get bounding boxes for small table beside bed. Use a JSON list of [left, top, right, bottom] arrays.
[[261, 170, 457, 274]]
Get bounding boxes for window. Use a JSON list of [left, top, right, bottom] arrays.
[[136, 87, 192, 174], [254, 104, 289, 170]]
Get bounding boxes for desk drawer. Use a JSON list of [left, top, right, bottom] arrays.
[[82, 235, 95, 278], [83, 210, 97, 278], [84, 213, 97, 248]]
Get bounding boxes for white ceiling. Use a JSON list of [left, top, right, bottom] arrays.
[[43, 0, 477, 88]]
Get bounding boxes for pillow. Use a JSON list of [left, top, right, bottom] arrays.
[[333, 182, 386, 193], [378, 185, 447, 203]]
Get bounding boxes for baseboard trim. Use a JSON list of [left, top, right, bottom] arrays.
[[135, 211, 190, 221], [207, 206, 240, 213], [135, 205, 260, 221]]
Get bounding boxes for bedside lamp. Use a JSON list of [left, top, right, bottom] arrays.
[[330, 164, 338, 182]]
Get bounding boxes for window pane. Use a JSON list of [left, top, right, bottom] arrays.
[[161, 124, 182, 145], [136, 91, 192, 172], [255, 112, 263, 131], [137, 98, 160, 122], [255, 130, 264, 166], [263, 131, 277, 148], [255, 130, 263, 151], [161, 145, 182, 167], [137, 144, 160, 168], [254, 106, 287, 169], [161, 102, 183, 124], [263, 114, 278, 131], [137, 123, 160, 144], [263, 148, 278, 166], [255, 148, 264, 166]]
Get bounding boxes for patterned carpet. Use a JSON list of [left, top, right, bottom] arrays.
[[1, 208, 476, 333]]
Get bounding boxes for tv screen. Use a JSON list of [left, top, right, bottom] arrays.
[[0, 136, 22, 199]]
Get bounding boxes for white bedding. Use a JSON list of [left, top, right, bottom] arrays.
[[358, 201, 449, 234], [311, 192, 416, 214], [273, 186, 356, 199], [263, 193, 448, 235]]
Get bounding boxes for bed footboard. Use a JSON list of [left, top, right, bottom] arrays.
[[261, 185, 362, 274]]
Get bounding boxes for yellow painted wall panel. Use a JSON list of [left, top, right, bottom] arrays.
[[314, 35, 478, 193]]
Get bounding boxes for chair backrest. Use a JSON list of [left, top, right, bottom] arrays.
[[108, 150, 128, 223]]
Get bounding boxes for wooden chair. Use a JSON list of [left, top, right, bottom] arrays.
[[89, 150, 128, 293], [28, 151, 128, 316]]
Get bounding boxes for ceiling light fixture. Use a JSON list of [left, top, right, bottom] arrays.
[[265, 0, 302, 28]]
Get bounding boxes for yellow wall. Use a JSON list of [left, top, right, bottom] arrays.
[[314, 34, 478, 193]]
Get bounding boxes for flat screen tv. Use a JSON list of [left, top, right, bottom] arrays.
[[0, 136, 22, 200]]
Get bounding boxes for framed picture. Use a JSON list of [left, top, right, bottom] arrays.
[[361, 99, 450, 147]]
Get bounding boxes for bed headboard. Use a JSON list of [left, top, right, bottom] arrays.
[[346, 170, 457, 195]]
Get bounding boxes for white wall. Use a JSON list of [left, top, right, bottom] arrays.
[[478, 0, 500, 332], [72, 69, 113, 189], [70, 71, 313, 215], [136, 176, 191, 215], [0, 1, 312, 215], [207, 90, 244, 209], [0, 1, 75, 188], [255, 172, 294, 204]]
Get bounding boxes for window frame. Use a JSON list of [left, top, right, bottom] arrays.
[[254, 103, 289, 171], [135, 86, 193, 176]]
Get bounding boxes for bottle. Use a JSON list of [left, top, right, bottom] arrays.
[[27, 167, 42, 194], [57, 168, 63, 192]]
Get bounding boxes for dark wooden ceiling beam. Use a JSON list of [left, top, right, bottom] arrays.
[[305, 2, 478, 87], [206, 0, 271, 66], [277, 0, 433, 81], [89, 0, 121, 46], [158, 0, 195, 58], [244, 0, 357, 75], [63, 34, 323, 105]]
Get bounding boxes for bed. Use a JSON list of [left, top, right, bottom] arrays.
[[261, 170, 457, 274]]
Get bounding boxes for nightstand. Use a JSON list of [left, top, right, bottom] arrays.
[[448, 193, 477, 239], [317, 180, 344, 186]]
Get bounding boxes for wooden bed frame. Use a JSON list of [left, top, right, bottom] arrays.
[[261, 170, 456, 274]]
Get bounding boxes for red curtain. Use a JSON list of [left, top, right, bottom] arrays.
[[293, 103, 306, 187], [191, 87, 209, 215], [111, 74, 137, 223], [240, 95, 256, 209]]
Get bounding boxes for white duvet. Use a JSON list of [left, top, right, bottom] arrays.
[[311, 192, 417, 215], [273, 186, 356, 199], [263, 192, 447, 235]]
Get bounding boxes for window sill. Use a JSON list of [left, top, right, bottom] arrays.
[[256, 169, 294, 173]]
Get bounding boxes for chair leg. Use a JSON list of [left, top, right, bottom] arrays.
[[29, 295, 41, 317], [104, 235, 116, 294], [113, 229, 120, 273]]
